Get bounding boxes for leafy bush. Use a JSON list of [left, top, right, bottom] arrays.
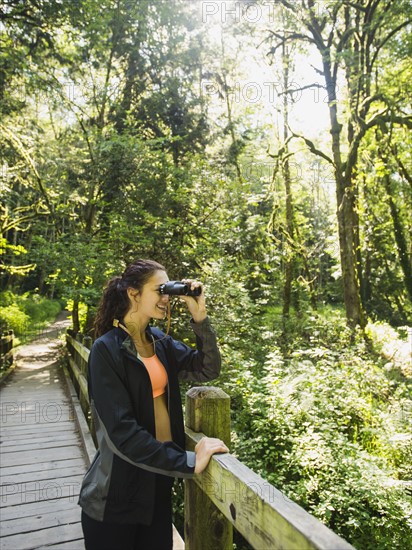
[[218, 309, 412, 550], [0, 304, 30, 335], [20, 293, 61, 323], [0, 291, 62, 337], [0, 291, 16, 307]]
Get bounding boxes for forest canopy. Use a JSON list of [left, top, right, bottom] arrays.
[[1, 1, 411, 549]]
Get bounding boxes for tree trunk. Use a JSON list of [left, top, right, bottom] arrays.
[[72, 299, 80, 333], [335, 174, 365, 327], [360, 176, 371, 310], [283, 257, 293, 316], [282, 43, 294, 317], [322, 54, 365, 328], [220, 37, 243, 184], [84, 305, 96, 337]]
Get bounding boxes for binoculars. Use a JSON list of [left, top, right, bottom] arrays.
[[159, 281, 201, 297]]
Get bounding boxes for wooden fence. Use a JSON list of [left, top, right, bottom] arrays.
[[65, 331, 356, 550], [0, 329, 15, 382]]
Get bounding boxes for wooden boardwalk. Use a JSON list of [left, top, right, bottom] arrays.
[[0, 316, 87, 550]]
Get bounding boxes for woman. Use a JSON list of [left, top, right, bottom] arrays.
[[78, 259, 228, 550]]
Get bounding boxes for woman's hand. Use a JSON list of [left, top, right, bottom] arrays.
[[194, 436, 229, 474], [179, 279, 207, 323]]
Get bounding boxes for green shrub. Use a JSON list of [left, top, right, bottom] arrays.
[[0, 304, 30, 335], [218, 310, 412, 550], [0, 292, 62, 337], [0, 291, 15, 307], [21, 294, 61, 323]]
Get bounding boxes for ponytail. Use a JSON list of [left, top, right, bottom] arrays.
[[94, 276, 129, 338]]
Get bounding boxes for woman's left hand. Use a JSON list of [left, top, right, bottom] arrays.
[[179, 279, 207, 323]]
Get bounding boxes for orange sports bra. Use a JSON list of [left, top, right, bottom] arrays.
[[140, 354, 168, 398]]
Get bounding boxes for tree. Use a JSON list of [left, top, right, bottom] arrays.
[[270, 0, 412, 327]]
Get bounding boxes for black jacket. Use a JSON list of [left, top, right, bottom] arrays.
[[78, 317, 221, 524]]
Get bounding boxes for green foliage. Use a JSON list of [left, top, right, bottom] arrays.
[[0, 304, 30, 335], [65, 299, 88, 328], [0, 291, 15, 307], [20, 293, 61, 323], [220, 309, 412, 550], [0, 291, 61, 336]]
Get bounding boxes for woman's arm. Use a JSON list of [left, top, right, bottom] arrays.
[[169, 317, 222, 382], [171, 280, 222, 381]]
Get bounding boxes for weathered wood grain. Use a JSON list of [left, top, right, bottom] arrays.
[[36, 541, 85, 550], [186, 428, 355, 550], [1, 464, 86, 486], [67, 337, 90, 364], [0, 475, 84, 507], [1, 445, 84, 467], [185, 387, 233, 550], [1, 505, 81, 536], [0, 433, 79, 450], [0, 522, 84, 550], [0, 422, 76, 435], [1, 457, 85, 477], [0, 496, 77, 522]]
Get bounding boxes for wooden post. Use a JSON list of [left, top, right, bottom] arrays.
[[185, 387, 232, 550], [0, 331, 6, 364], [83, 336, 93, 350], [0, 329, 15, 383], [1, 331, 6, 370], [7, 330, 13, 366], [7, 330, 13, 354], [80, 336, 91, 375]]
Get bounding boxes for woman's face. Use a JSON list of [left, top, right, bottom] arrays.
[[132, 270, 170, 321]]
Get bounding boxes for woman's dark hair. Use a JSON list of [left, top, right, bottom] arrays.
[[94, 259, 166, 338]]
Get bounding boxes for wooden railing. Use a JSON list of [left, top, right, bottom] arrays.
[[0, 329, 15, 383], [65, 331, 356, 550]]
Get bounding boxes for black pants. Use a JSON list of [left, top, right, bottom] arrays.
[[81, 475, 173, 550]]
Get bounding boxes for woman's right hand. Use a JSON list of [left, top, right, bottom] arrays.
[[194, 436, 229, 474]]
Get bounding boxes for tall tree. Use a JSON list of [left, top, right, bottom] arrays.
[[271, 0, 412, 327]]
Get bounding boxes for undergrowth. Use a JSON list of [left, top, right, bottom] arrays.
[[0, 290, 62, 343], [218, 307, 412, 550]]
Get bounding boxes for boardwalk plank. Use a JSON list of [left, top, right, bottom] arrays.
[[1, 410, 74, 427], [0, 430, 75, 443], [37, 540, 85, 550], [0, 421, 76, 434], [0, 433, 79, 449], [0, 522, 84, 550], [1, 445, 84, 467], [1, 506, 81, 536], [0, 496, 79, 522], [0, 457, 86, 477], [0, 474, 84, 507], [0, 436, 80, 453], [1, 464, 87, 486]]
